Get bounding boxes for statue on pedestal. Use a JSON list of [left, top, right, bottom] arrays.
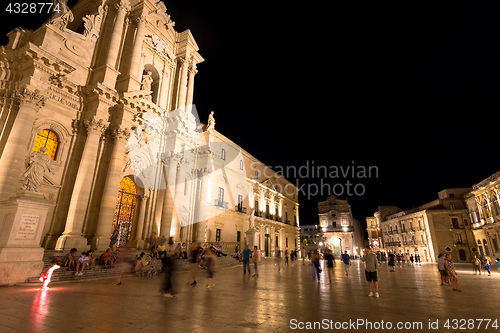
[[20, 147, 55, 192], [249, 208, 255, 229], [206, 110, 215, 131], [141, 71, 153, 92]]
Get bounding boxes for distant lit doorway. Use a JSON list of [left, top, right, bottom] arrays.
[[113, 177, 138, 247]]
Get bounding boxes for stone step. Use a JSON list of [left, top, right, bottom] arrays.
[[30, 250, 243, 284]]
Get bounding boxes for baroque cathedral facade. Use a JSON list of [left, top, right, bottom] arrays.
[[0, 0, 299, 284]]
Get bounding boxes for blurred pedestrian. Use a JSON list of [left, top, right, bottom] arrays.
[[190, 242, 200, 285], [160, 252, 175, 297], [116, 248, 134, 285], [205, 248, 217, 288], [242, 245, 252, 275], [276, 247, 282, 272], [252, 246, 260, 277], [312, 251, 321, 281], [324, 249, 336, 283]]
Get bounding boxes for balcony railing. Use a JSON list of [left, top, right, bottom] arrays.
[[214, 199, 228, 209], [235, 206, 247, 214], [386, 241, 401, 247]]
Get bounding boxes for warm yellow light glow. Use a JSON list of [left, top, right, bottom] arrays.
[[332, 237, 340, 245]]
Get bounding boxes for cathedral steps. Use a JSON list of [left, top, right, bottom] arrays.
[[25, 250, 244, 284]]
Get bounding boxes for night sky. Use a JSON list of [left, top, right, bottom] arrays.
[[1, 1, 499, 230]]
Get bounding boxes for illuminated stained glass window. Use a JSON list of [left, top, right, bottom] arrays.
[[113, 177, 138, 247], [32, 129, 59, 160]]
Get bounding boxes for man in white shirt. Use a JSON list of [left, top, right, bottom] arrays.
[[362, 246, 379, 298]]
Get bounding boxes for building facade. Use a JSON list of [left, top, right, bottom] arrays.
[[317, 195, 365, 257], [366, 206, 402, 251], [380, 189, 475, 263], [465, 170, 500, 259], [0, 0, 299, 284]]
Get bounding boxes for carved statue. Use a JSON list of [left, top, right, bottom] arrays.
[[48, 0, 74, 31], [249, 208, 255, 229], [141, 71, 153, 91], [206, 110, 215, 131], [21, 147, 55, 192]]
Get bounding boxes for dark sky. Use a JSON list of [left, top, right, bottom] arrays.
[[2, 1, 499, 228]]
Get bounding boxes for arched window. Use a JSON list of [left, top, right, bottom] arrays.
[[33, 129, 59, 160]]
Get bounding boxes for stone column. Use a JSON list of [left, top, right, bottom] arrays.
[[185, 65, 197, 114], [159, 154, 178, 239], [176, 56, 189, 110], [171, 157, 187, 239], [128, 15, 147, 86], [195, 168, 209, 244], [55, 117, 107, 251], [91, 127, 130, 250], [100, 0, 128, 87], [106, 1, 128, 69], [0, 88, 45, 201], [158, 63, 170, 109], [132, 191, 149, 249]]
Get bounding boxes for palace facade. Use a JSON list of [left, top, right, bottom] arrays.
[[0, 0, 299, 284], [465, 170, 500, 258]]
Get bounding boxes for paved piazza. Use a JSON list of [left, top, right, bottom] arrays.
[[0, 259, 499, 333]]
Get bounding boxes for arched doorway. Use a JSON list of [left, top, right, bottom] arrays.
[[113, 176, 138, 247], [458, 249, 467, 261]]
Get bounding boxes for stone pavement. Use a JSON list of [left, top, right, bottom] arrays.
[[1, 258, 499, 333]]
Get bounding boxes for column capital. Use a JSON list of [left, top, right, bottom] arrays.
[[16, 88, 45, 110], [115, 0, 130, 13], [84, 117, 108, 135], [111, 126, 132, 142]]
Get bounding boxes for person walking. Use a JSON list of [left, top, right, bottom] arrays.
[[396, 253, 402, 267], [205, 248, 217, 288], [388, 251, 395, 272], [471, 255, 482, 275], [285, 249, 289, 266], [445, 254, 461, 292], [276, 247, 282, 272], [341, 251, 351, 276], [160, 252, 175, 297], [324, 249, 336, 283], [190, 242, 200, 285], [483, 256, 491, 276], [252, 246, 260, 277], [242, 245, 252, 275], [437, 253, 449, 285], [362, 246, 379, 298], [410, 254, 415, 267], [312, 251, 321, 281], [301, 248, 306, 265]]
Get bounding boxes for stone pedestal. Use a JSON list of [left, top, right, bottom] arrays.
[[245, 228, 256, 248], [0, 190, 55, 285]]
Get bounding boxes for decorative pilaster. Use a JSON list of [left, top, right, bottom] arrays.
[[158, 63, 171, 109], [55, 117, 108, 251]]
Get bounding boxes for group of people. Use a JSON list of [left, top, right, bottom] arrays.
[[471, 255, 491, 276], [61, 247, 120, 276]]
